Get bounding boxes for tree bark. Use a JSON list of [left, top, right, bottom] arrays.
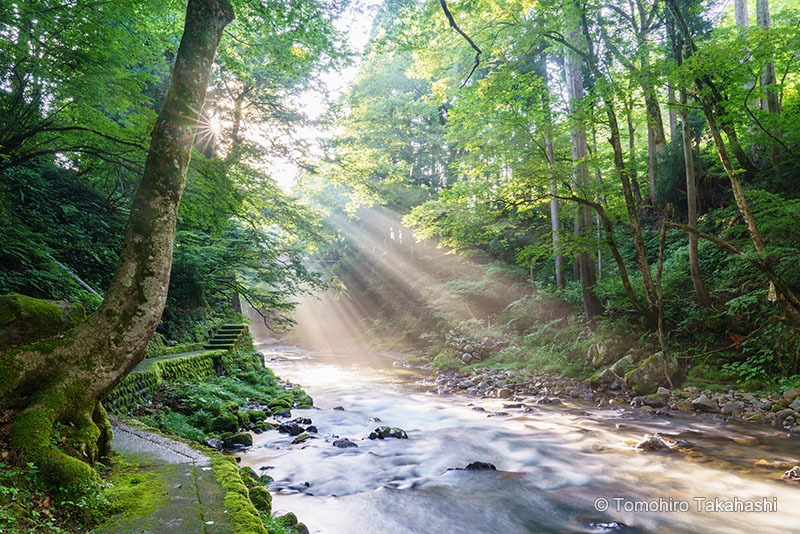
[[668, 84, 678, 141], [756, 0, 781, 115], [679, 87, 711, 306], [538, 56, 565, 288], [564, 44, 602, 317], [0, 0, 234, 488]]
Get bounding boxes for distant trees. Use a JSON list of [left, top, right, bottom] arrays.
[[317, 0, 800, 334]]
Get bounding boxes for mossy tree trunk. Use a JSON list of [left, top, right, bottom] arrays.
[[0, 0, 234, 489]]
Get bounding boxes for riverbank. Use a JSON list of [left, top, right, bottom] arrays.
[[0, 332, 313, 534], [430, 366, 800, 435]]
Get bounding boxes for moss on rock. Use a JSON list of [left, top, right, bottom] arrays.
[[248, 486, 271, 514], [0, 293, 86, 350], [209, 454, 267, 534]]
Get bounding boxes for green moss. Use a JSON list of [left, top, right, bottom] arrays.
[[9, 385, 99, 490], [248, 486, 272, 513], [210, 454, 267, 534], [0, 294, 85, 350], [247, 409, 267, 422], [95, 454, 170, 530]]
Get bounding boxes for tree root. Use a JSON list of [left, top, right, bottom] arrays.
[[9, 384, 102, 491]]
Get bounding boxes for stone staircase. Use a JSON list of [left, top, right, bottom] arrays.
[[203, 323, 248, 351]]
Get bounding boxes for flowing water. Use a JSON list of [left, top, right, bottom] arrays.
[[236, 337, 800, 534]]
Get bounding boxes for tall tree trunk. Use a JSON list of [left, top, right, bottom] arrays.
[[679, 88, 711, 306], [626, 97, 644, 206], [538, 56, 565, 288], [564, 44, 602, 317], [668, 84, 678, 141], [641, 42, 666, 207], [756, 0, 781, 115], [592, 128, 603, 278], [0, 0, 234, 488]]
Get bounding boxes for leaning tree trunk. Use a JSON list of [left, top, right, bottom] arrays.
[[0, 0, 234, 489]]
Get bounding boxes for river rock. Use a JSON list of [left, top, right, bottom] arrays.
[[643, 393, 667, 407], [721, 402, 743, 416], [291, 432, 312, 445], [278, 422, 305, 436], [624, 352, 680, 395], [773, 409, 796, 428], [464, 461, 497, 471], [783, 388, 800, 402], [333, 406, 345, 411], [223, 432, 253, 448], [783, 466, 800, 480], [333, 438, 358, 448], [205, 438, 224, 450], [497, 388, 513, 399], [692, 395, 718, 412], [369, 426, 408, 439], [635, 434, 672, 451], [589, 354, 636, 387]]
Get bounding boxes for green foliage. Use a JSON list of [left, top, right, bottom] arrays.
[[0, 461, 111, 533]]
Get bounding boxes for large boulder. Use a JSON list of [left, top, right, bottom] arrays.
[[588, 354, 637, 387], [586, 343, 614, 367], [0, 294, 85, 351], [624, 352, 681, 395]]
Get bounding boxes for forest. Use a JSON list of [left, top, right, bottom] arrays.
[[1, 0, 800, 533]]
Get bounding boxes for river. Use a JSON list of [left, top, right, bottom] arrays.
[[235, 336, 800, 534]]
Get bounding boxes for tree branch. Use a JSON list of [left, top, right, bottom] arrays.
[[439, 0, 482, 88]]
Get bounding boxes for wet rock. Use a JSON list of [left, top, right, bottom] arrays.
[[332, 406, 345, 411], [291, 432, 312, 445], [589, 521, 626, 531], [692, 395, 718, 412], [536, 396, 560, 405], [783, 466, 800, 480], [773, 409, 797, 428], [721, 402, 743, 416], [332, 438, 358, 448], [635, 433, 672, 451], [305, 425, 318, 433], [368, 426, 408, 440], [274, 409, 291, 418], [643, 393, 667, 407], [205, 438, 224, 450], [471, 406, 486, 412], [487, 412, 510, 417], [278, 422, 305, 436], [464, 461, 497, 471], [292, 417, 312, 425], [497, 388, 513, 399], [223, 432, 253, 449], [503, 403, 524, 409]]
